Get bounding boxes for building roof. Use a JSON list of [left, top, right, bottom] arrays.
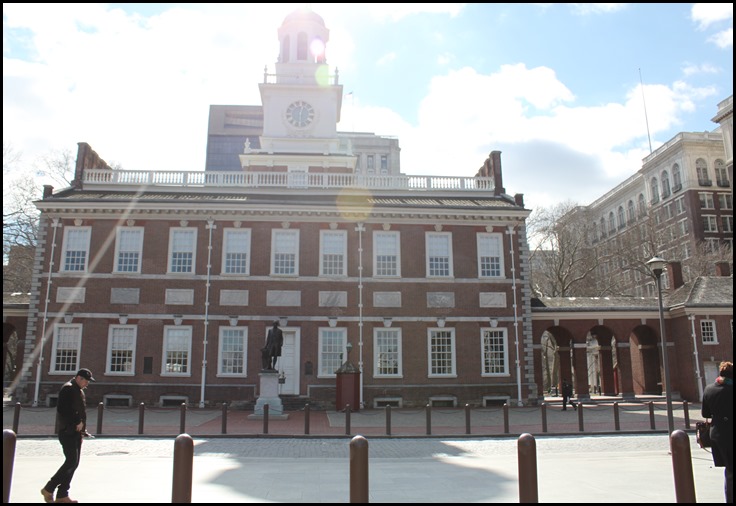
[[667, 276, 734, 308], [531, 296, 658, 312]]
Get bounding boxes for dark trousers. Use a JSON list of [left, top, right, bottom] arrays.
[[562, 395, 577, 410], [45, 433, 82, 498]]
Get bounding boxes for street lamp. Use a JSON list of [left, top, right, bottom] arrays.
[[646, 255, 675, 435]]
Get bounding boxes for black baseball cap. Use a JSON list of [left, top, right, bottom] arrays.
[[76, 368, 96, 382]]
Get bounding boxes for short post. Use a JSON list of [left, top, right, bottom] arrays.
[[649, 401, 656, 430], [304, 403, 311, 435], [221, 403, 228, 435], [577, 402, 584, 432], [426, 404, 432, 435], [138, 402, 145, 434], [345, 404, 351, 435], [541, 403, 547, 433], [465, 404, 471, 435], [180, 402, 187, 434], [263, 404, 269, 434], [97, 402, 104, 435], [349, 435, 369, 503], [386, 405, 392, 436], [172, 433, 193, 503], [613, 402, 620, 431], [503, 403, 510, 434], [3, 429, 17, 503], [682, 401, 690, 430], [670, 430, 696, 503], [517, 433, 538, 503], [12, 403, 21, 434]]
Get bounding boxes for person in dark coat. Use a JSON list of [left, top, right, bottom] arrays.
[[701, 361, 733, 503], [265, 321, 284, 370], [561, 379, 577, 411], [41, 368, 95, 503]]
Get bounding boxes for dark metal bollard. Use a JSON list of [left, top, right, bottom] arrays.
[[426, 404, 432, 435], [577, 402, 584, 432], [12, 402, 21, 434], [670, 430, 696, 503], [172, 433, 193, 503], [138, 403, 145, 434], [614, 402, 620, 431], [517, 433, 538, 503], [465, 404, 471, 435], [221, 403, 228, 435], [682, 401, 690, 429], [345, 404, 351, 435], [304, 403, 311, 435], [648, 401, 656, 430], [97, 402, 104, 435], [263, 404, 269, 434], [386, 405, 391, 436], [541, 403, 547, 433], [349, 435, 369, 503], [3, 429, 17, 503], [180, 403, 187, 434], [503, 403, 510, 434]]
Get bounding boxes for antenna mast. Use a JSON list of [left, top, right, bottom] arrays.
[[639, 68, 653, 154]]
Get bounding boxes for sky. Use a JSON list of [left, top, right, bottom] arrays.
[[3, 3, 733, 212]]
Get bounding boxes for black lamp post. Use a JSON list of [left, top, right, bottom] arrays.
[[647, 255, 675, 435]]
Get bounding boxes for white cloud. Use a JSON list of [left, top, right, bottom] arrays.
[[691, 3, 733, 29], [709, 27, 733, 48], [569, 4, 629, 16]]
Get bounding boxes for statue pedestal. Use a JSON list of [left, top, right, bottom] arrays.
[[248, 370, 289, 420]]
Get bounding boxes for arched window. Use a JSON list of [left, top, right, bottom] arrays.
[[696, 158, 710, 185], [608, 212, 616, 234], [650, 177, 659, 204], [627, 200, 635, 223], [661, 170, 670, 198], [281, 35, 290, 63], [638, 193, 647, 217], [591, 221, 599, 242], [715, 159, 729, 187], [672, 163, 682, 190], [617, 206, 625, 229], [600, 217, 606, 236], [297, 32, 308, 60]]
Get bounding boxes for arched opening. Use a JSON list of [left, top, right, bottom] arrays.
[[630, 325, 661, 395], [540, 331, 560, 395]]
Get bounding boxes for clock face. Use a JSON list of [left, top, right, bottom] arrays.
[[286, 100, 315, 128]]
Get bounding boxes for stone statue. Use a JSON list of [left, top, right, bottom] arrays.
[[263, 321, 284, 370]]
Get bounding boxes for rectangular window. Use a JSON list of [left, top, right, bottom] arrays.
[[107, 325, 136, 374], [222, 228, 251, 275], [168, 228, 197, 274], [114, 227, 143, 273], [162, 326, 192, 375], [380, 155, 388, 173], [428, 328, 455, 377], [721, 216, 733, 233], [320, 230, 347, 277], [426, 232, 453, 277], [373, 231, 400, 277], [367, 155, 375, 172], [702, 215, 718, 233], [374, 328, 401, 377], [674, 196, 686, 215], [51, 324, 81, 373], [700, 320, 717, 344], [677, 220, 689, 237], [477, 233, 503, 278], [271, 229, 299, 275], [699, 193, 715, 209], [61, 227, 91, 272], [218, 327, 247, 376], [718, 193, 733, 210], [481, 328, 508, 375], [318, 328, 346, 377]]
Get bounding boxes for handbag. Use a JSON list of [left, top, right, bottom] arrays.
[[695, 420, 712, 449]]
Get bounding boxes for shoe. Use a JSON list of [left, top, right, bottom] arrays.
[[573, 404, 577, 411], [54, 497, 78, 503], [41, 488, 54, 503], [562, 408, 567, 411]]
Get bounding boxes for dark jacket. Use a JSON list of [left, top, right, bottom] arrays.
[[266, 326, 284, 357], [55, 379, 87, 436], [701, 376, 733, 468]]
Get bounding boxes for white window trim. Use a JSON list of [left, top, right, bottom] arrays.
[[106, 324, 137, 376], [317, 327, 347, 378], [161, 325, 193, 377], [113, 226, 144, 274], [319, 229, 347, 277], [270, 229, 300, 276], [373, 328, 403, 378], [425, 231, 454, 278], [167, 227, 198, 274], [50, 323, 82, 374], [221, 228, 252, 276], [427, 327, 456, 378], [477, 232, 505, 279], [60, 226, 91, 272], [373, 230, 401, 278], [217, 326, 248, 377], [700, 319, 719, 345], [480, 327, 510, 377]]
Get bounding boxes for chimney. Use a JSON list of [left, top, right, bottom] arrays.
[[715, 261, 731, 277], [43, 185, 54, 199], [667, 261, 684, 289], [490, 150, 505, 196]]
